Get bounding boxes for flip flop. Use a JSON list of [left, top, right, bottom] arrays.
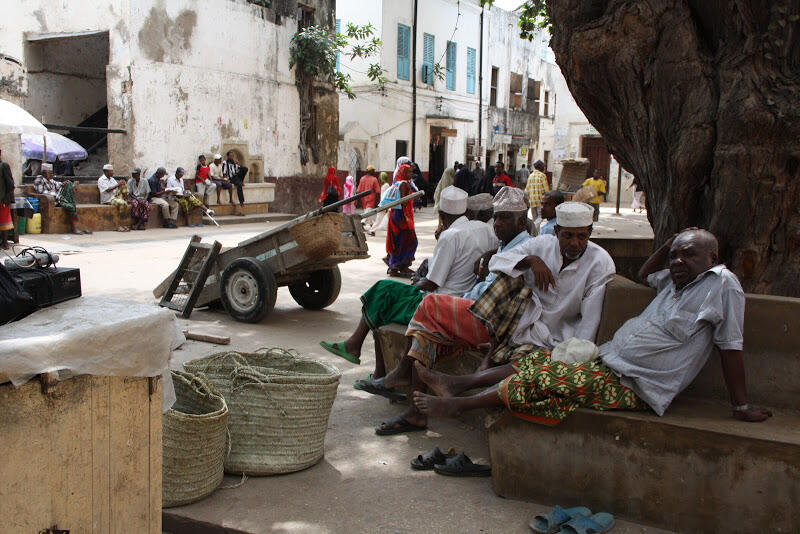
[[319, 341, 360, 364], [530, 506, 592, 534], [433, 452, 491, 477], [354, 376, 407, 402], [556, 513, 615, 534], [411, 446, 457, 471], [375, 415, 426, 436]]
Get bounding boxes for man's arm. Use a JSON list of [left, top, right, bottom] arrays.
[[515, 255, 555, 291], [414, 278, 438, 292], [719, 349, 772, 422], [638, 237, 675, 282]]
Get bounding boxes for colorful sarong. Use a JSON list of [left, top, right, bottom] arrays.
[[109, 184, 129, 214], [499, 349, 647, 426], [361, 279, 424, 331], [130, 197, 151, 222], [406, 274, 532, 366], [56, 181, 77, 219], [0, 203, 12, 231], [176, 195, 203, 213], [386, 180, 416, 268]]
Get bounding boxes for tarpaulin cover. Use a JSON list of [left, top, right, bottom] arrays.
[[0, 296, 183, 410]]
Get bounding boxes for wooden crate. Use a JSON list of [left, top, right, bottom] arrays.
[[0, 375, 161, 533]]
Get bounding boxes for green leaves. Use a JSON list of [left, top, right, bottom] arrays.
[[480, 0, 551, 39], [289, 23, 384, 97]]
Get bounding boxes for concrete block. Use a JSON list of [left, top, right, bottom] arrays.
[[487, 399, 800, 533]]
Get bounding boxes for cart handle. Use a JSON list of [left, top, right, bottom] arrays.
[[359, 191, 424, 219], [315, 190, 371, 216]]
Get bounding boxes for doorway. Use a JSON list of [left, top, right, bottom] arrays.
[[580, 135, 610, 180], [428, 126, 446, 188]]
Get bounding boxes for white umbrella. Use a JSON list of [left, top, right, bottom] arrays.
[[0, 98, 46, 136]]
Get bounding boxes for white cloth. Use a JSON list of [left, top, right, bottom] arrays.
[[490, 234, 616, 348], [551, 337, 599, 364], [0, 296, 183, 411], [427, 217, 499, 296], [600, 266, 745, 416], [165, 174, 185, 196], [97, 174, 118, 204]]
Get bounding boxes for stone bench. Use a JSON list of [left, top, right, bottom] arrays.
[[376, 275, 800, 532]]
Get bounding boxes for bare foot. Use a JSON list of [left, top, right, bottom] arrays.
[[412, 391, 462, 418], [413, 361, 460, 397]]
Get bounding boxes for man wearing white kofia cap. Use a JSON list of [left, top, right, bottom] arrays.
[[97, 163, 120, 204], [319, 186, 499, 403], [363, 201, 615, 434]]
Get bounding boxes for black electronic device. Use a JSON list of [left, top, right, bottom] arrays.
[[10, 267, 82, 308]]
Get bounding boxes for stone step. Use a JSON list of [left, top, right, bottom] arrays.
[[487, 398, 800, 533]]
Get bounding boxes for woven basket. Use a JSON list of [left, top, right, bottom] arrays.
[[184, 348, 341, 475], [289, 212, 343, 260], [162, 370, 229, 508]]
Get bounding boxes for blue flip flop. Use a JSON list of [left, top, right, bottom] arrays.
[[529, 506, 592, 534], [556, 512, 615, 534]]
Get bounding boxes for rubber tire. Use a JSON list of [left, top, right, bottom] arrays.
[[288, 267, 342, 310], [220, 257, 277, 323]]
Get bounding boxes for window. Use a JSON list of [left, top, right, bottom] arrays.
[[395, 140, 409, 161], [397, 24, 411, 81], [490, 67, 499, 106], [509, 72, 523, 109], [445, 41, 456, 91], [422, 33, 435, 85], [335, 19, 341, 73], [543, 90, 551, 116], [466, 47, 476, 94], [527, 78, 541, 114], [297, 5, 314, 32]]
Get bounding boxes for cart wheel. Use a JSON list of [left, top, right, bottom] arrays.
[[288, 267, 342, 310], [220, 257, 277, 323]]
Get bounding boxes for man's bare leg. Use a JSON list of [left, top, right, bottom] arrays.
[[414, 360, 515, 397], [413, 387, 504, 418], [340, 317, 370, 361], [382, 354, 413, 388]]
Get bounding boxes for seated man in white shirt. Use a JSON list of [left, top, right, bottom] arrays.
[[370, 201, 615, 434], [167, 167, 208, 227], [410, 229, 771, 427], [319, 186, 499, 396]]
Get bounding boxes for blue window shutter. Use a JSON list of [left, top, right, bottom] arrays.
[[422, 33, 435, 84], [446, 41, 456, 90], [466, 47, 476, 94], [397, 24, 410, 81], [336, 19, 341, 73]]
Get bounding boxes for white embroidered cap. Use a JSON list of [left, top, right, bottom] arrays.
[[102, 163, 114, 171], [556, 201, 594, 227], [439, 185, 468, 214], [467, 193, 493, 211], [213, 153, 223, 160], [492, 186, 528, 212]]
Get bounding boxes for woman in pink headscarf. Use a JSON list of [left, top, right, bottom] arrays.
[[342, 175, 356, 214]]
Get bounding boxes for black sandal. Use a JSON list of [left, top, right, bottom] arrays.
[[375, 415, 427, 436], [411, 446, 457, 470], [354, 376, 407, 402], [433, 452, 491, 477]]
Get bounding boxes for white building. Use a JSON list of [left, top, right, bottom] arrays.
[[1, 0, 338, 211]]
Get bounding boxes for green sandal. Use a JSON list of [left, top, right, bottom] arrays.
[[320, 341, 360, 364]]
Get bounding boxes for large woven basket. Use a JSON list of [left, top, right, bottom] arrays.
[[162, 370, 229, 508], [289, 212, 343, 260], [184, 349, 341, 475]]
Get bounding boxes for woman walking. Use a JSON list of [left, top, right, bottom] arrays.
[[342, 175, 356, 214], [319, 166, 341, 208], [384, 163, 417, 278]]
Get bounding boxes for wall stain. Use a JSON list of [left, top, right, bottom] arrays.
[[220, 120, 239, 139], [33, 9, 47, 31], [138, 7, 197, 63]]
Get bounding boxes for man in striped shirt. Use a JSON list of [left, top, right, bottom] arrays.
[[525, 160, 549, 221]]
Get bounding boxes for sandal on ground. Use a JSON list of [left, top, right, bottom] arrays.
[[354, 376, 407, 402], [375, 415, 426, 436], [555, 513, 614, 534], [82, 229, 93, 235], [320, 341, 360, 365], [387, 268, 413, 279], [433, 452, 491, 477], [411, 446, 457, 471], [530, 506, 592, 534], [72, 229, 83, 235], [353, 373, 373, 390]]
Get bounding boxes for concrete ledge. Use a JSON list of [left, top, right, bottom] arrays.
[[487, 399, 800, 533]]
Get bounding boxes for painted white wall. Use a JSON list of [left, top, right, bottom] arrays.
[[1, 0, 316, 180]]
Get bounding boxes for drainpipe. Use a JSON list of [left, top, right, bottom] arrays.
[[478, 5, 484, 159], [411, 0, 418, 162]]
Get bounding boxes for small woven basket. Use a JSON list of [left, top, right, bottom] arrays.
[[289, 212, 343, 260], [184, 348, 341, 475], [162, 370, 229, 508]]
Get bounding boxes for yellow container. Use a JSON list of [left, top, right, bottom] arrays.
[[27, 213, 42, 234]]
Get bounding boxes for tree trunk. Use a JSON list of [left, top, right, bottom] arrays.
[[548, 0, 800, 296]]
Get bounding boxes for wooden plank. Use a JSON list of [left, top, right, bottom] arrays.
[[180, 241, 222, 318], [92, 376, 111, 533], [148, 378, 162, 534], [109, 377, 150, 533]]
